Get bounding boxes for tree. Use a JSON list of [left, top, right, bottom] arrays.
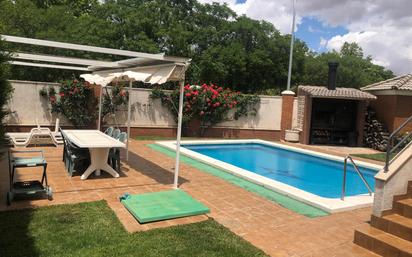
[[0, 0, 394, 92], [0, 38, 14, 150], [340, 42, 363, 58], [302, 43, 394, 89]]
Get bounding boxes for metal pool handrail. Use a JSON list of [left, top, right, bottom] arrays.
[[341, 155, 373, 201], [384, 114, 412, 172]]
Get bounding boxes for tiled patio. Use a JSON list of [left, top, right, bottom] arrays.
[[0, 139, 380, 257]]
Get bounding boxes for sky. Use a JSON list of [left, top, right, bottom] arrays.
[[198, 0, 412, 75]]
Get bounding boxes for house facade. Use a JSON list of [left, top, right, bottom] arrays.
[[361, 74, 412, 133]]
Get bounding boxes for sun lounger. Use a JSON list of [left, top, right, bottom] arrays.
[[8, 127, 60, 147], [7, 119, 63, 147]]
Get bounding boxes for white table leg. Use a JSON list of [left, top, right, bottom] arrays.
[[80, 148, 120, 180]]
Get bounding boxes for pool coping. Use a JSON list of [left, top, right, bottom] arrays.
[[156, 139, 383, 213]]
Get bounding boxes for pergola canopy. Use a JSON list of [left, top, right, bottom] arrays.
[[2, 35, 190, 72], [82, 64, 186, 86], [2, 34, 189, 189]]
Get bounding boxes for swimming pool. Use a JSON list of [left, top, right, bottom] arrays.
[[157, 139, 382, 212], [184, 143, 377, 198]]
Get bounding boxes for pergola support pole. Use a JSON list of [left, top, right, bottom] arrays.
[[98, 86, 103, 130], [173, 80, 185, 189], [126, 80, 132, 161]]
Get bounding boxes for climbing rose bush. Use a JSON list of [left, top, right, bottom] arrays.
[[42, 79, 97, 127], [151, 83, 260, 134], [102, 85, 129, 118]]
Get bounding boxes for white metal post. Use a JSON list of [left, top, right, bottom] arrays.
[[173, 81, 185, 189], [126, 80, 132, 161], [98, 85, 103, 130], [286, 0, 296, 91]]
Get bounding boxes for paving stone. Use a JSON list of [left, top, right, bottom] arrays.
[[0, 140, 379, 256]]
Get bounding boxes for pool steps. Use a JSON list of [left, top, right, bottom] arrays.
[[354, 181, 412, 256]]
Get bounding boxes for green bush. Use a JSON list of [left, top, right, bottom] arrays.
[[151, 83, 260, 135], [0, 39, 13, 150], [102, 85, 129, 119], [42, 79, 97, 128]]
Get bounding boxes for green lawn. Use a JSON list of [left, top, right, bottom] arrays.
[[352, 153, 392, 162], [0, 201, 267, 257]]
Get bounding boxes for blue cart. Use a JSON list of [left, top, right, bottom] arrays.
[[7, 149, 53, 205]]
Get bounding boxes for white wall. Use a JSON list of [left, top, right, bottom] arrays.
[[215, 96, 282, 130], [6, 80, 70, 126], [6, 80, 291, 131], [373, 142, 412, 216], [104, 88, 176, 128]]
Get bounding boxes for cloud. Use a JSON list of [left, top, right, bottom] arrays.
[[199, 0, 299, 33], [198, 0, 412, 74], [319, 37, 328, 49]]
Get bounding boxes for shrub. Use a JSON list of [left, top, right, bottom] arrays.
[[151, 83, 260, 135], [41, 79, 97, 128], [0, 39, 13, 150], [102, 85, 129, 119]]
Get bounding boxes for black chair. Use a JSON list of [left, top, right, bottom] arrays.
[[112, 128, 121, 139], [60, 129, 90, 176], [109, 132, 127, 172]]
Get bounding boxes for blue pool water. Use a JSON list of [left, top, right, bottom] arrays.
[[183, 143, 378, 198]]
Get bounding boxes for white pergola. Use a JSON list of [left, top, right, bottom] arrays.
[[2, 34, 190, 188]]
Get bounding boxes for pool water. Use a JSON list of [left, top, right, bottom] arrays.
[[183, 143, 378, 198]]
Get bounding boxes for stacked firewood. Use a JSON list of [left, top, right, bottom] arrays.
[[364, 108, 389, 151]]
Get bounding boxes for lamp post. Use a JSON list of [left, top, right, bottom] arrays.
[[281, 0, 297, 142], [286, 0, 296, 91]]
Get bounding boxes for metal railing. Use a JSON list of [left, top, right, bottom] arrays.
[[341, 155, 373, 201], [385, 114, 412, 172]]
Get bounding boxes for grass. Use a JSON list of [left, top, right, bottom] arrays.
[[352, 152, 393, 162], [0, 201, 267, 257]]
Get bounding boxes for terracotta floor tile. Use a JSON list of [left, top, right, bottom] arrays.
[[0, 141, 379, 257]]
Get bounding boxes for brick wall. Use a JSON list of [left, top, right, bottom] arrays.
[[370, 95, 412, 133], [280, 91, 295, 139]]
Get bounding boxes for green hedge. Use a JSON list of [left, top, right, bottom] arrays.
[[0, 38, 13, 151]]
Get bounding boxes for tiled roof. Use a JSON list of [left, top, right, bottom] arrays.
[[361, 74, 412, 91], [298, 85, 377, 100]]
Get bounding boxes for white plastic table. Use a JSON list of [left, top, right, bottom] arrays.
[[63, 130, 126, 180]]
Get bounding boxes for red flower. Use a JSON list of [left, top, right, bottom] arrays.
[[59, 92, 65, 97], [199, 111, 204, 116], [73, 79, 78, 84], [49, 96, 56, 103], [185, 93, 191, 97]]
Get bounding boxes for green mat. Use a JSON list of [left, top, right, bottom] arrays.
[[148, 144, 329, 218], [120, 189, 210, 223]]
